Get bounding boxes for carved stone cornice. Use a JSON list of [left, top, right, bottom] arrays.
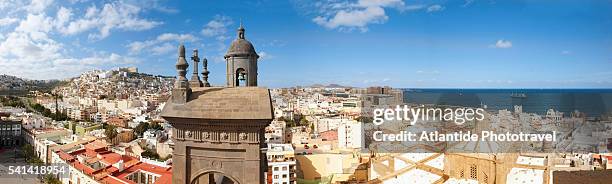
[[172, 121, 265, 144]]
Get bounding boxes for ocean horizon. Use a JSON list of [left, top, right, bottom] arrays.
[[403, 88, 612, 117]]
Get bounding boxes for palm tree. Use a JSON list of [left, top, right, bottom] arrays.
[[105, 125, 119, 144]]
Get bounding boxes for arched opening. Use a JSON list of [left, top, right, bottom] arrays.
[[235, 68, 247, 87], [191, 170, 239, 184]]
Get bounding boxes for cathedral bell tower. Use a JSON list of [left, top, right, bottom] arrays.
[[161, 22, 272, 184], [225, 22, 259, 87]]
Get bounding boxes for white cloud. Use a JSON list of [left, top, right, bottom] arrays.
[[27, 0, 54, 13], [313, 6, 387, 32], [57, 2, 162, 40], [126, 33, 197, 55], [151, 42, 175, 55], [427, 5, 444, 12], [0, 0, 27, 15], [0, 31, 62, 62], [54, 7, 72, 28], [493, 39, 512, 48], [306, 0, 429, 32], [201, 15, 233, 40], [15, 14, 54, 35], [0, 17, 19, 26], [258, 51, 273, 61], [157, 33, 196, 42]]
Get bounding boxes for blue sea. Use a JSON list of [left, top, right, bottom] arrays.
[[402, 89, 612, 117]]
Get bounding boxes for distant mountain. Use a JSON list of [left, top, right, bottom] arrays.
[[0, 74, 62, 92], [309, 83, 352, 88]]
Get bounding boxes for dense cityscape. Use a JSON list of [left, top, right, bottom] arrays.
[[1, 65, 611, 183]]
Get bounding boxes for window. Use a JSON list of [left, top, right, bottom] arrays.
[[470, 164, 477, 179], [274, 175, 279, 179], [274, 167, 279, 171], [282, 174, 287, 178], [282, 166, 287, 171]]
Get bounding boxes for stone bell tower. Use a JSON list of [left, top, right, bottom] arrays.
[[225, 22, 259, 87], [162, 32, 272, 184]]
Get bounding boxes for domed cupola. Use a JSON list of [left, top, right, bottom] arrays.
[[225, 23, 259, 58]]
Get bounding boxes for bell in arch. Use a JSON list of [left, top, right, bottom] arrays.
[[238, 72, 247, 81]]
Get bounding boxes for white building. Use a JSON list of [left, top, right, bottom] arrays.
[[265, 120, 288, 144], [337, 120, 364, 149], [143, 129, 162, 149], [316, 117, 348, 133], [23, 127, 71, 163], [22, 116, 46, 129], [266, 144, 297, 184], [546, 108, 564, 123]]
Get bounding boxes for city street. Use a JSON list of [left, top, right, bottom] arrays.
[[0, 148, 42, 184]]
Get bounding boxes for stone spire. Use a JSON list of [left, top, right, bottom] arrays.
[[202, 57, 211, 87], [172, 44, 191, 103], [189, 49, 203, 87]]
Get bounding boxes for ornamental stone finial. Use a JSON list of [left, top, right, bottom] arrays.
[[202, 58, 211, 87], [179, 43, 185, 57], [175, 44, 188, 88], [173, 43, 191, 103]]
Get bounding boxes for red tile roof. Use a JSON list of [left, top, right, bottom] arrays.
[[114, 162, 172, 184], [85, 140, 108, 151], [72, 161, 96, 175], [58, 151, 75, 161], [57, 141, 172, 184], [100, 152, 122, 165]]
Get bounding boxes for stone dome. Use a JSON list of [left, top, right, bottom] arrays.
[[225, 25, 259, 58]]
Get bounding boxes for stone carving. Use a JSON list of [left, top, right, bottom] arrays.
[[239, 132, 247, 140], [210, 160, 222, 169], [220, 132, 229, 140]]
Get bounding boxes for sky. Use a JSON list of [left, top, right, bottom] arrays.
[[0, 0, 611, 88]]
